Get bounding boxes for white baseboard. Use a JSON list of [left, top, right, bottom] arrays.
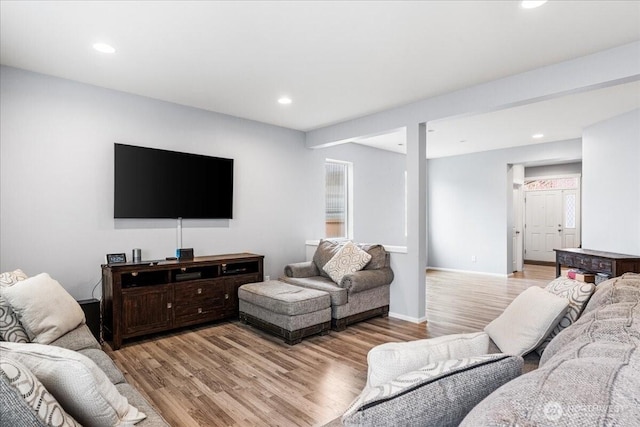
[[389, 311, 428, 324], [427, 266, 510, 278]]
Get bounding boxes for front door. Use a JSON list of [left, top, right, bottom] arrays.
[[525, 190, 562, 262]]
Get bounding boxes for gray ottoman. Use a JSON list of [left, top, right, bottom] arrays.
[[238, 280, 331, 344]]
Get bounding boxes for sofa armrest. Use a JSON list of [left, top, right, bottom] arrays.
[[284, 261, 319, 278], [340, 268, 394, 293]]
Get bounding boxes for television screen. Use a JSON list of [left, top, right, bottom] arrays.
[[114, 143, 233, 219]]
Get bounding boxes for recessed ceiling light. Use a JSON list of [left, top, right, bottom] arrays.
[[427, 129, 435, 133], [93, 43, 115, 54], [532, 133, 544, 139], [521, 1, 548, 9], [278, 97, 292, 105], [459, 139, 467, 143]]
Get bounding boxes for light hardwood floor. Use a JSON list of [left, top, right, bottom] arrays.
[[106, 264, 556, 427]]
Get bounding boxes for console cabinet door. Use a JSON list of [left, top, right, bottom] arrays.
[[122, 284, 173, 337], [224, 274, 262, 316]]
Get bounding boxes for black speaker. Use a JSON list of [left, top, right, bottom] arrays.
[[177, 248, 194, 260]]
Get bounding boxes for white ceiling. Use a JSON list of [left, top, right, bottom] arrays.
[[1, 0, 639, 134], [352, 80, 640, 158]]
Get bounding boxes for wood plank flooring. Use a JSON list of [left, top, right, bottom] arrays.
[[105, 264, 556, 427]]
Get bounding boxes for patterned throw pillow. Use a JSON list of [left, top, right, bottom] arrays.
[[2, 341, 147, 426], [322, 241, 372, 285], [535, 277, 595, 355], [0, 357, 80, 426], [0, 269, 30, 343]]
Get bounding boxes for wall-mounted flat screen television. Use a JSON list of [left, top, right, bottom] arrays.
[[114, 143, 233, 219]]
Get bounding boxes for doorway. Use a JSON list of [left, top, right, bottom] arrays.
[[524, 176, 581, 263]]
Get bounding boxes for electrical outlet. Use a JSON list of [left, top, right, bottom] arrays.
[[264, 275, 271, 281], [471, 255, 477, 262]]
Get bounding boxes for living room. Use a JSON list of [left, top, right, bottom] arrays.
[[1, 1, 639, 426]]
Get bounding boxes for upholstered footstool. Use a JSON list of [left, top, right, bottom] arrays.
[[238, 280, 331, 344]]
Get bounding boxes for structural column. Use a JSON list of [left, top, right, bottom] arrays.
[[404, 122, 427, 321]]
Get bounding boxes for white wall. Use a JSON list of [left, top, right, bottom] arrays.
[[582, 109, 640, 255], [427, 139, 582, 275], [0, 66, 313, 298], [309, 143, 406, 246], [0, 66, 408, 304]]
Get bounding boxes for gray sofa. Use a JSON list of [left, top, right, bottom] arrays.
[[462, 272, 640, 425], [1, 323, 169, 426], [282, 240, 394, 330], [340, 273, 640, 426]]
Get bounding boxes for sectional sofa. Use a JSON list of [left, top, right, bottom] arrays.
[[340, 273, 640, 426], [0, 270, 168, 426]]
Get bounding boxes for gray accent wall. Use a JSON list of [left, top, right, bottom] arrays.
[[582, 109, 640, 255]]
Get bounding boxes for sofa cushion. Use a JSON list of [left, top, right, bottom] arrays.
[[484, 286, 568, 356], [323, 241, 372, 284], [79, 348, 126, 385], [49, 324, 101, 352], [1, 357, 81, 426], [1, 273, 85, 344], [1, 342, 146, 427], [535, 277, 595, 355], [366, 332, 490, 387], [281, 276, 348, 306], [0, 269, 30, 343], [342, 354, 523, 427]]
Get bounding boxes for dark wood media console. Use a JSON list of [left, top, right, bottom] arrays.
[[102, 253, 264, 349]]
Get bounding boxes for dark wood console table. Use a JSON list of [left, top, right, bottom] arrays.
[[102, 253, 263, 349], [554, 248, 640, 278]]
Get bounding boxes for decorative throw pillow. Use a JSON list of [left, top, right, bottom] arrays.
[[0, 357, 80, 426], [484, 286, 569, 356], [343, 354, 523, 427], [366, 331, 490, 387], [323, 241, 372, 284], [1, 342, 146, 426], [0, 269, 30, 343], [535, 277, 595, 355], [1, 273, 85, 344], [313, 239, 345, 279]]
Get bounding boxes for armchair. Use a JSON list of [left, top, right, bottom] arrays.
[[282, 240, 394, 330]]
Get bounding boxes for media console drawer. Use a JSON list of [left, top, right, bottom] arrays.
[[102, 253, 264, 349]]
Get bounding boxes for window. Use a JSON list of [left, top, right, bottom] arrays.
[[325, 160, 353, 238]]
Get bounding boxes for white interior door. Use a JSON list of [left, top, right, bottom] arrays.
[[525, 190, 562, 262], [513, 185, 524, 272]]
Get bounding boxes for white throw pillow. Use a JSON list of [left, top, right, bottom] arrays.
[[323, 241, 372, 284], [484, 286, 569, 356], [535, 277, 595, 355], [1, 273, 85, 344], [0, 356, 81, 426], [0, 269, 30, 343], [1, 342, 146, 426], [366, 331, 490, 387]]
